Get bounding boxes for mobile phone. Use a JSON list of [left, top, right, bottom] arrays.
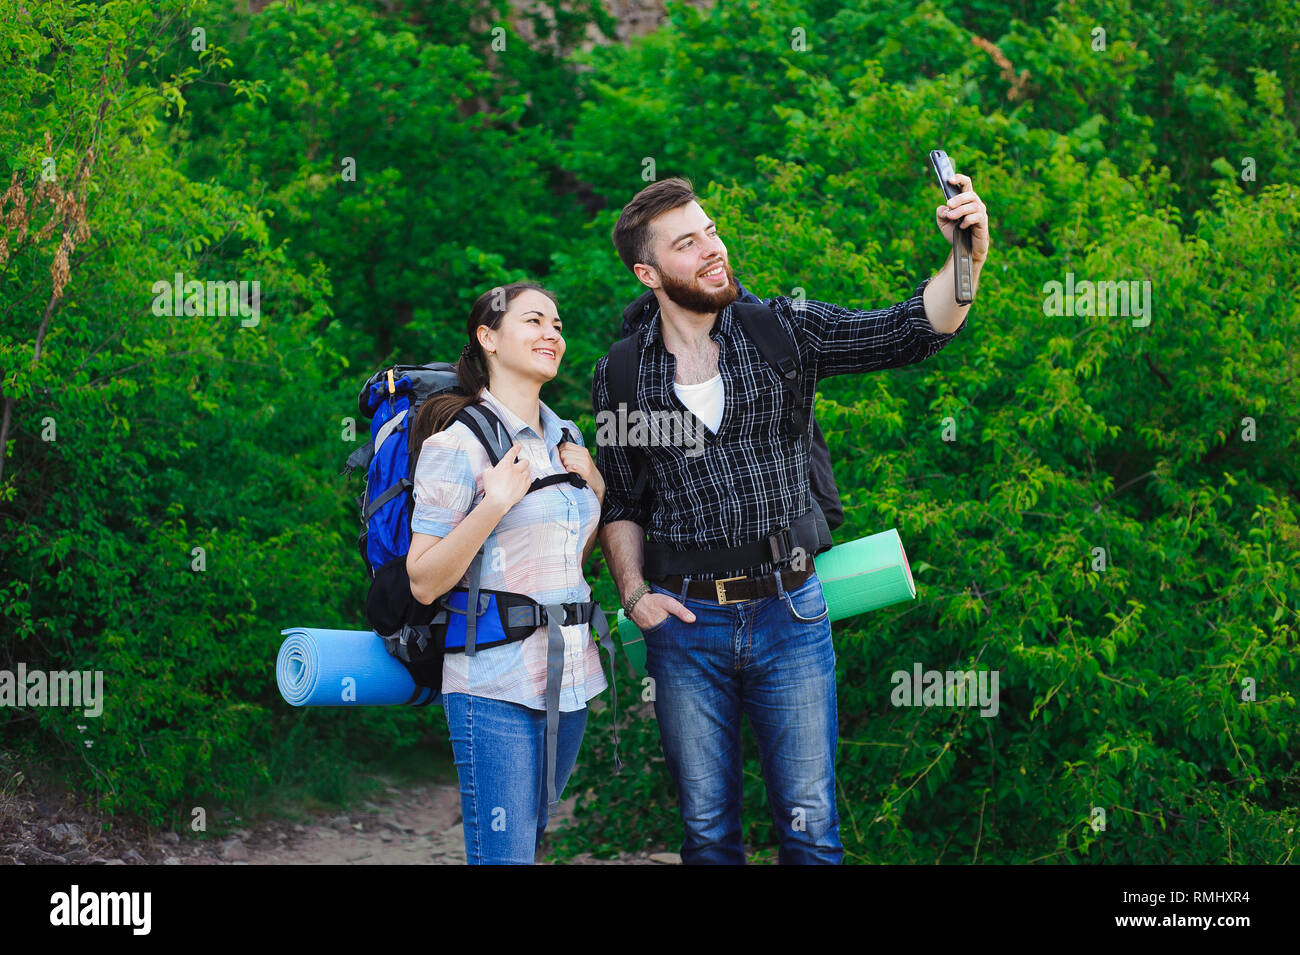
[[929, 149, 974, 305]]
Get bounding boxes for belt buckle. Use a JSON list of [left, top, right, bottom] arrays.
[[714, 575, 746, 605]]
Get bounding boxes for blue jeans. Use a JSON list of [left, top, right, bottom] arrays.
[[442, 692, 587, 865], [642, 572, 842, 865]]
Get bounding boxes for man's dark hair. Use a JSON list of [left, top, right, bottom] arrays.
[[611, 176, 698, 274]]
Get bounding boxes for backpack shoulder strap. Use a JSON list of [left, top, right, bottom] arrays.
[[731, 300, 801, 382], [529, 426, 587, 491], [606, 335, 648, 499], [455, 405, 586, 493], [731, 300, 809, 434], [453, 404, 512, 466], [619, 289, 658, 339], [608, 334, 640, 417]]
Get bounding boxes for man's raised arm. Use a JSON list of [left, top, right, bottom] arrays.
[[794, 169, 989, 380]]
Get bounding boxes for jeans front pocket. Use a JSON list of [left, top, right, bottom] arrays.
[[782, 576, 829, 624], [638, 613, 673, 637], [638, 582, 680, 639]]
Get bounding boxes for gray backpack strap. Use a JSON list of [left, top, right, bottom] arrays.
[[589, 604, 622, 773], [542, 603, 568, 815], [373, 407, 408, 456], [465, 550, 484, 656], [459, 404, 513, 465]]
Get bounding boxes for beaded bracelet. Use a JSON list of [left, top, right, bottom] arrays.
[[622, 581, 651, 618]]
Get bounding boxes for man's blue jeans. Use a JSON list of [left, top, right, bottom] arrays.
[[442, 692, 587, 865], [642, 571, 843, 864]]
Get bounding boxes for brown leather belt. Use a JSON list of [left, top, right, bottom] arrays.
[[653, 563, 814, 606]]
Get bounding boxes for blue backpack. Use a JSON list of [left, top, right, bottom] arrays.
[[343, 363, 621, 810]]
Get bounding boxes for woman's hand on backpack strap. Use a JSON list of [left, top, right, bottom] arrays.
[[559, 441, 605, 502], [482, 442, 532, 512]]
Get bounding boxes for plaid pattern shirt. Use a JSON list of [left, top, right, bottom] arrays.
[[410, 387, 607, 711], [592, 276, 968, 580]]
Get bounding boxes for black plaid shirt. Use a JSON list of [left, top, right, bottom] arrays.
[[592, 276, 968, 580]]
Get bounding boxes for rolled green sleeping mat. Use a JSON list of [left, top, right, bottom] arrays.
[[615, 528, 917, 677], [816, 527, 917, 618]]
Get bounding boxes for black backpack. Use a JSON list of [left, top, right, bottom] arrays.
[[608, 287, 845, 537]]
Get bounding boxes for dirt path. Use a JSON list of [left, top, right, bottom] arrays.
[[2, 774, 676, 866]]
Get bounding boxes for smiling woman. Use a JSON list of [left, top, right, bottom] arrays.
[[402, 282, 612, 865], [412, 283, 566, 453]]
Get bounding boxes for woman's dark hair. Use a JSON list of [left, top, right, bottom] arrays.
[[411, 281, 557, 448]]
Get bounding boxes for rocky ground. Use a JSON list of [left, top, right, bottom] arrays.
[[0, 775, 679, 866]]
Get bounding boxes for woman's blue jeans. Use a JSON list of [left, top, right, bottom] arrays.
[[442, 692, 587, 865], [642, 571, 843, 865]]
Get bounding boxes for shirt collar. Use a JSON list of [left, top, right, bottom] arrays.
[[477, 386, 564, 446]]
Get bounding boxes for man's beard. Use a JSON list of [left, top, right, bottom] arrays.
[[658, 259, 739, 315]]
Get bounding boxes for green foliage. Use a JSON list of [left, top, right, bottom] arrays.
[[0, 0, 441, 824], [176, 0, 598, 360]]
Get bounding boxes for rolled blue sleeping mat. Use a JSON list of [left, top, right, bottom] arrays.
[[276, 627, 439, 707]]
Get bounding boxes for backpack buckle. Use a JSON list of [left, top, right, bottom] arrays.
[[767, 526, 795, 563]]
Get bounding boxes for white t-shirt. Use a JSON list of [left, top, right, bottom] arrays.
[[674, 373, 725, 433]]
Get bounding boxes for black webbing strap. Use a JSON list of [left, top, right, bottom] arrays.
[[529, 472, 586, 492], [608, 334, 648, 500], [402, 623, 432, 705], [343, 439, 373, 476], [731, 301, 809, 437], [643, 507, 825, 579]]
